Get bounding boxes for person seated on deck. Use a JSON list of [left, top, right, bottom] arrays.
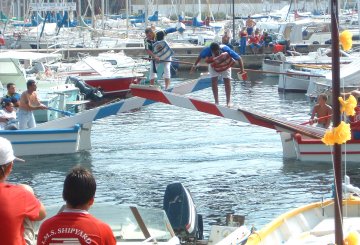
[[260, 32, 273, 49], [0, 137, 46, 245], [222, 29, 234, 50], [349, 98, 360, 140], [310, 93, 333, 128], [284, 40, 301, 56], [0, 101, 18, 130], [1, 82, 21, 108], [248, 30, 262, 55], [37, 166, 116, 245]]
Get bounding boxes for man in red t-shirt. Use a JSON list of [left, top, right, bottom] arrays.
[[0, 137, 46, 245], [37, 166, 116, 245]]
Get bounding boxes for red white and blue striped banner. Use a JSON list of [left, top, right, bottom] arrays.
[[36, 74, 217, 129]]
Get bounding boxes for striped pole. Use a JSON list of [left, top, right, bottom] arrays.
[[36, 74, 219, 129], [130, 86, 326, 139]]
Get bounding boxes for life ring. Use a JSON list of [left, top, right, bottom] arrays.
[[206, 52, 235, 72]]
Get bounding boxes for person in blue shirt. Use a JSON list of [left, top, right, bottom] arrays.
[[1, 83, 21, 108], [190, 42, 246, 107], [144, 27, 177, 89]]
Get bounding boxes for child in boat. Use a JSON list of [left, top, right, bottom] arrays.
[[310, 93, 333, 128]]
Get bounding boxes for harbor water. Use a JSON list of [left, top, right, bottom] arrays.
[[9, 71, 360, 236]]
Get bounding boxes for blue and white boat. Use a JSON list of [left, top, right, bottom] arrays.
[[0, 73, 216, 156]]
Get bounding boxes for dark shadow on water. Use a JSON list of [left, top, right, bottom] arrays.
[[281, 158, 360, 187], [11, 151, 94, 183]]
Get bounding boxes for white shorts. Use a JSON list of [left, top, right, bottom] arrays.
[[18, 109, 36, 129], [150, 57, 172, 80], [209, 65, 232, 79]]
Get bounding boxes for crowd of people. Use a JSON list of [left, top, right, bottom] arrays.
[[0, 80, 47, 130], [219, 15, 295, 55]]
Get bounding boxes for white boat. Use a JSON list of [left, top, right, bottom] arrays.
[[39, 198, 250, 245], [280, 132, 360, 162], [306, 57, 360, 101], [58, 56, 146, 97], [0, 74, 216, 156], [278, 65, 328, 93], [245, 195, 360, 244], [0, 51, 90, 122]]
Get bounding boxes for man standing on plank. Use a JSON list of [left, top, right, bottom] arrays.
[[190, 42, 246, 107]]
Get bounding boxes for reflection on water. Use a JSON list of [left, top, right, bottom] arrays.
[[8, 71, 360, 236]]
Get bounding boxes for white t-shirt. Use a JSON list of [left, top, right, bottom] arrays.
[[0, 109, 17, 130]]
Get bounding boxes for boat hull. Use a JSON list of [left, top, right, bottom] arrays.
[[245, 198, 360, 245], [280, 132, 360, 162], [0, 123, 91, 156], [83, 76, 138, 96]]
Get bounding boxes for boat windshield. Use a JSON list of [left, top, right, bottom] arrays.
[[37, 204, 175, 242]]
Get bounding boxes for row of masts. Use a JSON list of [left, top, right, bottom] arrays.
[[3, 0, 355, 22]]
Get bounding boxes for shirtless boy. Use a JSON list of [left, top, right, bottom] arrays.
[[310, 93, 333, 128], [18, 80, 47, 129]]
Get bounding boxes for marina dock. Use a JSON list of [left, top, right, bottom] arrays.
[[13, 42, 352, 69]]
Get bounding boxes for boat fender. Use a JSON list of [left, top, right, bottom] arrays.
[[206, 52, 235, 72]]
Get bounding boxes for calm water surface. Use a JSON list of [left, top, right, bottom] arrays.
[[9, 72, 360, 236]]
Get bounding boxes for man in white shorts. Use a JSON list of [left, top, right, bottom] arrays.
[[190, 42, 246, 107], [18, 80, 47, 129]]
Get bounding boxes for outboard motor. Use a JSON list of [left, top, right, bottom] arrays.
[[66, 76, 103, 101], [163, 183, 203, 242]]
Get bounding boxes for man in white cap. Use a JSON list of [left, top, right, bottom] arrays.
[[0, 137, 46, 245]]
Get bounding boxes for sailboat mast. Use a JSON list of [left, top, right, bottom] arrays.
[[330, 0, 343, 242]]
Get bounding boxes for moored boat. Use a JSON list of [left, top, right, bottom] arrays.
[[245, 196, 360, 244], [1, 74, 216, 156]]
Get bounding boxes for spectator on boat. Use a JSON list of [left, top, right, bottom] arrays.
[[0, 101, 18, 130], [238, 27, 248, 55], [222, 29, 233, 50], [0, 136, 46, 245], [341, 89, 360, 99], [190, 42, 246, 107], [245, 15, 256, 36], [1, 82, 21, 108], [248, 30, 262, 55], [18, 79, 47, 129], [310, 93, 333, 128], [284, 40, 300, 56], [37, 166, 116, 245], [260, 32, 273, 48], [348, 97, 360, 140], [144, 26, 178, 90]]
